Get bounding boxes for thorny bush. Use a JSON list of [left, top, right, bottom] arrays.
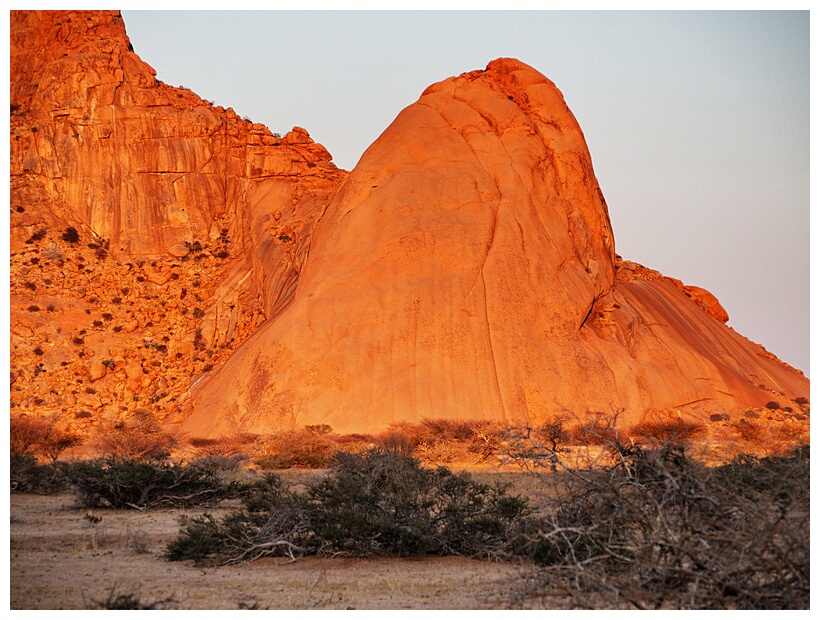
[[62, 457, 246, 509], [509, 442, 809, 610], [166, 448, 531, 564], [10, 451, 68, 494]]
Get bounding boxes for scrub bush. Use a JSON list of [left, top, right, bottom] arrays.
[[508, 442, 810, 609], [167, 448, 531, 564], [10, 452, 67, 494], [63, 457, 246, 509]]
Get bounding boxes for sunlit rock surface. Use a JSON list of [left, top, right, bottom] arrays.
[[184, 58, 808, 436], [10, 12, 808, 440]]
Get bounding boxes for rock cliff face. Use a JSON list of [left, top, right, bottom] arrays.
[[183, 58, 808, 436], [10, 11, 808, 441], [10, 10, 345, 432]]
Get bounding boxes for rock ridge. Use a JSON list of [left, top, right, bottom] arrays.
[[9, 13, 808, 443], [10, 10, 346, 433]]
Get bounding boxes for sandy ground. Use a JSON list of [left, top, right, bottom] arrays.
[[10, 474, 543, 610]]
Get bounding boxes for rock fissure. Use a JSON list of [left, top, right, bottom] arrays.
[[481, 270, 506, 420]]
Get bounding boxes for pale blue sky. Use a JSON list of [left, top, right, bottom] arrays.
[[121, 10, 810, 375]]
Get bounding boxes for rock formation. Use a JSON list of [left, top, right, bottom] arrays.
[[183, 59, 808, 436], [10, 10, 345, 433], [10, 11, 808, 443]]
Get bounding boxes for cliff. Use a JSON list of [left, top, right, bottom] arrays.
[[10, 11, 808, 443], [10, 10, 346, 431]]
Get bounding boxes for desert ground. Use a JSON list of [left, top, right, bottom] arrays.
[[10, 470, 545, 610]]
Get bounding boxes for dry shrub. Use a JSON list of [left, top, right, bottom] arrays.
[[166, 473, 312, 564], [508, 442, 809, 609], [375, 429, 415, 456], [423, 418, 505, 461], [417, 418, 478, 443], [306, 450, 528, 558], [502, 423, 567, 472], [333, 433, 373, 446], [378, 418, 506, 464], [629, 416, 706, 447], [730, 416, 763, 442], [167, 449, 531, 564], [304, 424, 333, 436], [91, 591, 177, 610], [253, 429, 337, 469], [10, 451, 68, 494], [188, 434, 257, 457], [570, 416, 621, 446], [63, 457, 245, 509], [95, 410, 175, 460], [705, 413, 809, 462], [329, 432, 377, 455], [42, 242, 64, 261], [189, 453, 250, 476], [189, 437, 221, 449], [97, 430, 175, 461], [10, 415, 50, 454], [749, 416, 809, 457], [768, 417, 810, 450], [10, 415, 82, 461]]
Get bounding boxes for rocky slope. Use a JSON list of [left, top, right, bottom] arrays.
[[9, 10, 345, 437], [10, 11, 808, 443]]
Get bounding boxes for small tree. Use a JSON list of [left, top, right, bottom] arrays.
[[9, 416, 80, 461], [10, 416, 49, 454], [40, 427, 82, 462], [96, 410, 176, 460]]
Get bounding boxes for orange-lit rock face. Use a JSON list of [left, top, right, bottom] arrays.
[[11, 11, 343, 299], [10, 11, 808, 441], [10, 11, 342, 264], [9, 10, 345, 430], [184, 59, 807, 437]]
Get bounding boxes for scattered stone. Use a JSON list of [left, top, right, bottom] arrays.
[[88, 360, 107, 382]]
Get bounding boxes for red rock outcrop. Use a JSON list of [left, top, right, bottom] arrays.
[[183, 58, 808, 436], [10, 12, 808, 443], [9, 10, 345, 433]]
